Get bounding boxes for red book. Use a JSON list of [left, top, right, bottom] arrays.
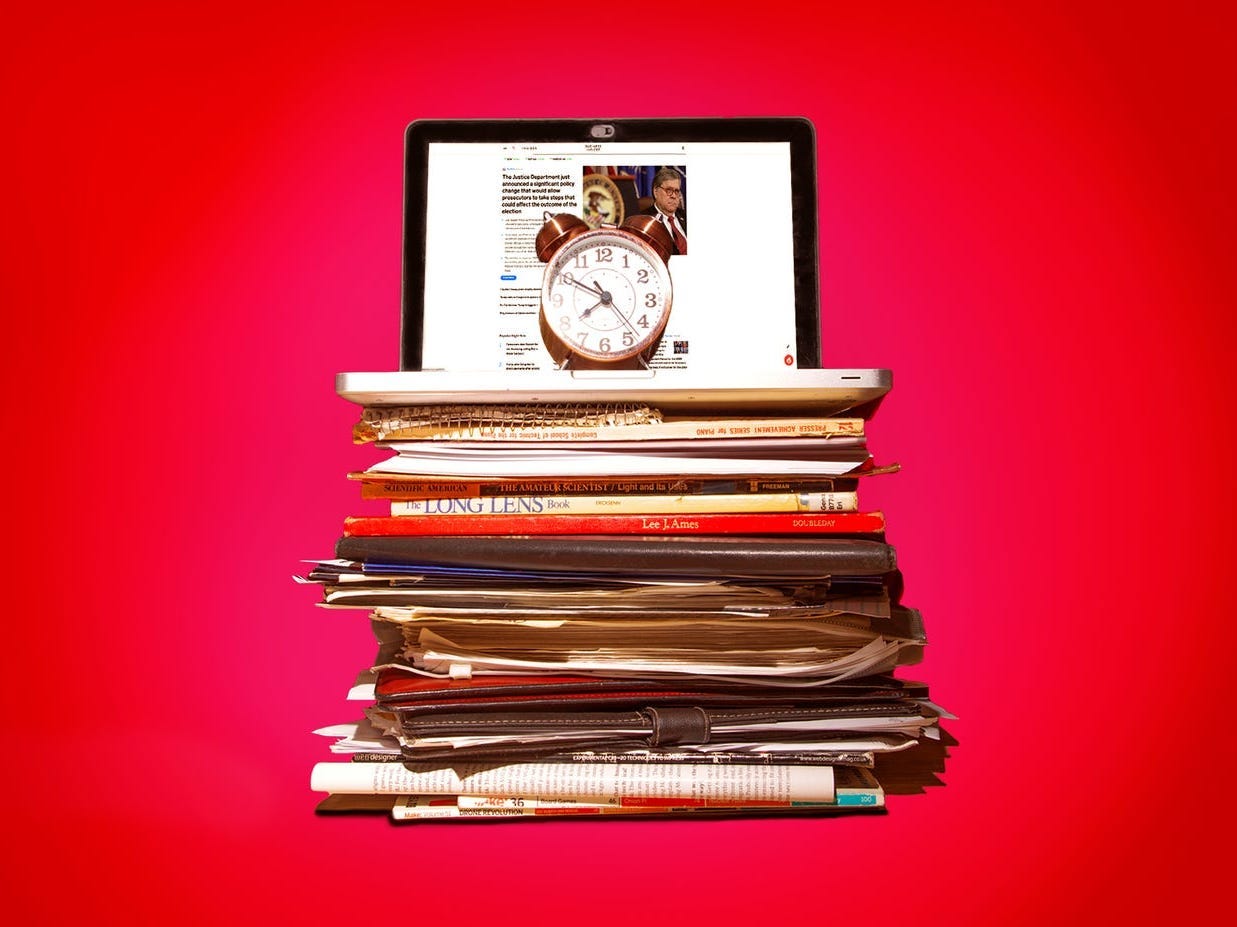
[[342, 511, 886, 537]]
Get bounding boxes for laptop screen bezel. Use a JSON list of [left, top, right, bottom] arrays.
[[400, 118, 821, 370]]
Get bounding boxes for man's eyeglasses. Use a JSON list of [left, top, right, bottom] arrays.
[[657, 186, 683, 198]]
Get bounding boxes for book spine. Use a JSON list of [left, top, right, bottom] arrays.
[[390, 796, 856, 821], [358, 475, 862, 500], [311, 760, 836, 803], [389, 491, 860, 516], [453, 795, 847, 811], [343, 511, 885, 537], [357, 416, 864, 443]]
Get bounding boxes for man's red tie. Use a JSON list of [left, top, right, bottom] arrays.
[[666, 215, 687, 254]]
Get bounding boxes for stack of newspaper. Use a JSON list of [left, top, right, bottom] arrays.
[[303, 401, 949, 821]]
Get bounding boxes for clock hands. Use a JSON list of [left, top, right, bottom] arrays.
[[605, 302, 645, 341], [559, 274, 616, 320], [557, 270, 653, 342], [580, 281, 613, 319], [559, 273, 611, 301]]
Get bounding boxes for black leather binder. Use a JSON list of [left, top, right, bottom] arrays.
[[336, 534, 897, 579]]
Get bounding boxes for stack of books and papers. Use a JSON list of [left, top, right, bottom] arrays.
[[303, 401, 950, 821]]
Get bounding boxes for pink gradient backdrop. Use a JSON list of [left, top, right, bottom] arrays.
[[3, 3, 1234, 923]]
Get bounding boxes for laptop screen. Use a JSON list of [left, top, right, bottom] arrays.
[[402, 119, 820, 374]]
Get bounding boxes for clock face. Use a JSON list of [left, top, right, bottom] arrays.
[[541, 229, 673, 363]]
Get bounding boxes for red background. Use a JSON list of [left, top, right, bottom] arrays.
[[3, 3, 1234, 923]]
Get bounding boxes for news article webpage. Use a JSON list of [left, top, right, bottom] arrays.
[[421, 141, 798, 374]]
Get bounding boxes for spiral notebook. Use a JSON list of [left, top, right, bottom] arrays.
[[337, 118, 890, 415]]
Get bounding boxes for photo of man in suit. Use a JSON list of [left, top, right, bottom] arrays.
[[640, 167, 688, 255]]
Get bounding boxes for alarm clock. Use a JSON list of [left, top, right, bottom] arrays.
[[534, 212, 675, 369]]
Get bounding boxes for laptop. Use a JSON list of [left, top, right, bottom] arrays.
[[337, 118, 890, 415]]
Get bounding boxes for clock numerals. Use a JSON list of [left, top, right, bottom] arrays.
[[573, 253, 589, 269], [637, 269, 648, 284], [644, 293, 658, 309], [636, 314, 649, 329], [622, 331, 634, 348], [594, 247, 612, 263]]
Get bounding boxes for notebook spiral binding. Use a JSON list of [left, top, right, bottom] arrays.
[[354, 403, 662, 442]]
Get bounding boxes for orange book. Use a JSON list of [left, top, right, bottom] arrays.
[[342, 510, 885, 537]]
